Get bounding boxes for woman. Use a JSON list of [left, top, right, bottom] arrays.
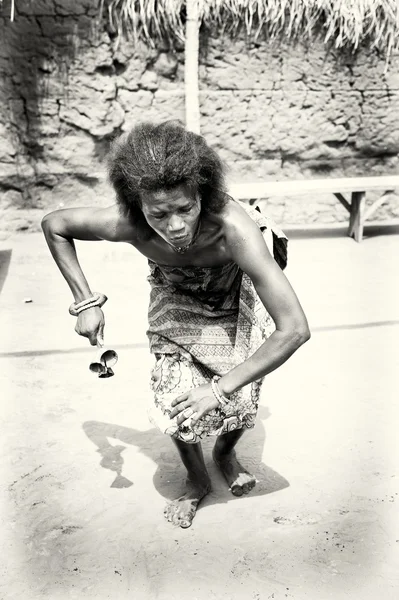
[[42, 120, 310, 529]]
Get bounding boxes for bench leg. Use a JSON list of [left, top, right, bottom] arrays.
[[348, 191, 366, 242]]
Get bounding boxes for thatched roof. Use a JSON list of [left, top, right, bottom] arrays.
[[4, 0, 399, 57], [103, 0, 399, 56]]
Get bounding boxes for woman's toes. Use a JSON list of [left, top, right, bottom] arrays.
[[164, 485, 209, 528], [177, 505, 196, 527], [231, 484, 243, 497], [164, 504, 174, 522], [179, 518, 192, 529], [171, 512, 181, 526]]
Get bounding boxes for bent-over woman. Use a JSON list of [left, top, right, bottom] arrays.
[[42, 120, 310, 529]]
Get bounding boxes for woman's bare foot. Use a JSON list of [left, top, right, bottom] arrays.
[[164, 478, 211, 528], [213, 448, 256, 496]]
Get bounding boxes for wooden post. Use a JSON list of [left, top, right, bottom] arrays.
[[348, 191, 366, 242], [185, 0, 201, 134]]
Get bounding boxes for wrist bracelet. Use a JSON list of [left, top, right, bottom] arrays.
[[69, 292, 107, 316], [211, 376, 230, 408]]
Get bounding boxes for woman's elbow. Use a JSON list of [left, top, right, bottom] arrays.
[[289, 324, 311, 349], [295, 325, 311, 347], [41, 211, 63, 235]]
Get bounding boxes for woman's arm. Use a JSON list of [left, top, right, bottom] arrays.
[[41, 204, 135, 344], [218, 203, 310, 397], [170, 204, 311, 427], [41, 205, 134, 301]]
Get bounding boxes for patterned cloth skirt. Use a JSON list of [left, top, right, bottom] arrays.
[[148, 352, 263, 443], [145, 206, 288, 444]]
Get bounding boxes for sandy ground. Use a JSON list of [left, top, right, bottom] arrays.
[[1, 228, 399, 600]]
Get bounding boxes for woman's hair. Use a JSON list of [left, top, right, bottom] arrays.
[[108, 120, 228, 235]]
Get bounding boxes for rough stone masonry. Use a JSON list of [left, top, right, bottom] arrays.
[[1, 0, 399, 238]]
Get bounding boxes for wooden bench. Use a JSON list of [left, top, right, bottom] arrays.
[[229, 176, 399, 242]]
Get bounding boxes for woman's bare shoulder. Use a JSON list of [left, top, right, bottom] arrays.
[[217, 197, 274, 268], [219, 197, 259, 238]]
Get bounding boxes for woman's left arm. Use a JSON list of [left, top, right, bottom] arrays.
[[170, 206, 310, 426], [218, 208, 311, 397]]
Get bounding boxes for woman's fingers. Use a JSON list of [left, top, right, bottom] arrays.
[[97, 321, 105, 347], [170, 392, 190, 418], [171, 402, 194, 423], [190, 411, 201, 425], [170, 399, 190, 420], [76, 324, 96, 346], [171, 392, 189, 407], [177, 406, 199, 426], [180, 412, 199, 428], [74, 308, 105, 347], [170, 384, 218, 424]]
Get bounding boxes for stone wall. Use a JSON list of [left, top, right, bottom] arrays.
[[1, 0, 399, 238]]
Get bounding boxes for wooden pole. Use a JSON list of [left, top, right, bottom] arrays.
[[185, 0, 201, 134]]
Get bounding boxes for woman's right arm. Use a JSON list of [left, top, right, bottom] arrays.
[[41, 204, 135, 345]]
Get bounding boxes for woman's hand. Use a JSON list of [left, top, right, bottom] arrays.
[[75, 306, 105, 346], [170, 383, 219, 427]]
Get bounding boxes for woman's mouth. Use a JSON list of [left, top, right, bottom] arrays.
[[170, 234, 189, 246]]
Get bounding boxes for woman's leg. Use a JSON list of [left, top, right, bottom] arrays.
[[164, 438, 211, 528], [213, 429, 257, 496]]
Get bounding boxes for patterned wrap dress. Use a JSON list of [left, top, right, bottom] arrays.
[[146, 203, 288, 443]]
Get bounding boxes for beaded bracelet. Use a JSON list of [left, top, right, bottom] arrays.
[[211, 376, 230, 408], [69, 292, 108, 316]]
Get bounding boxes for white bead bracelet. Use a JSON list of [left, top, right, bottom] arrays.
[[69, 292, 108, 316], [211, 375, 230, 408]]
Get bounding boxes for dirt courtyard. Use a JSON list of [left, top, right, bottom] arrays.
[[1, 228, 398, 600]]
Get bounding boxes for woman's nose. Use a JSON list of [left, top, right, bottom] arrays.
[[168, 215, 185, 232]]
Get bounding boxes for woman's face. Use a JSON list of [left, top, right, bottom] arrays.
[[141, 184, 201, 248]]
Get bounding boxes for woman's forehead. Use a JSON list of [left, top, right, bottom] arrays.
[[141, 184, 197, 210]]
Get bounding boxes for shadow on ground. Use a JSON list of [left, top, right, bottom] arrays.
[[82, 405, 289, 506], [0, 249, 12, 295]]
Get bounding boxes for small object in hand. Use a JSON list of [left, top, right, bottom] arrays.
[[89, 348, 118, 378], [24, 297, 33, 303], [99, 367, 114, 378]]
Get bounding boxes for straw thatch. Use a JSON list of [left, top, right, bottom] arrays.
[[101, 0, 399, 56], [3, 0, 399, 56]]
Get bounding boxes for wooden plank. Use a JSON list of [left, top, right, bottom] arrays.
[[282, 218, 399, 235], [348, 191, 366, 242], [333, 192, 351, 212], [229, 175, 399, 199], [364, 191, 392, 221]]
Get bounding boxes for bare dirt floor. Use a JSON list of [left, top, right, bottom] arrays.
[[1, 226, 398, 600]]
